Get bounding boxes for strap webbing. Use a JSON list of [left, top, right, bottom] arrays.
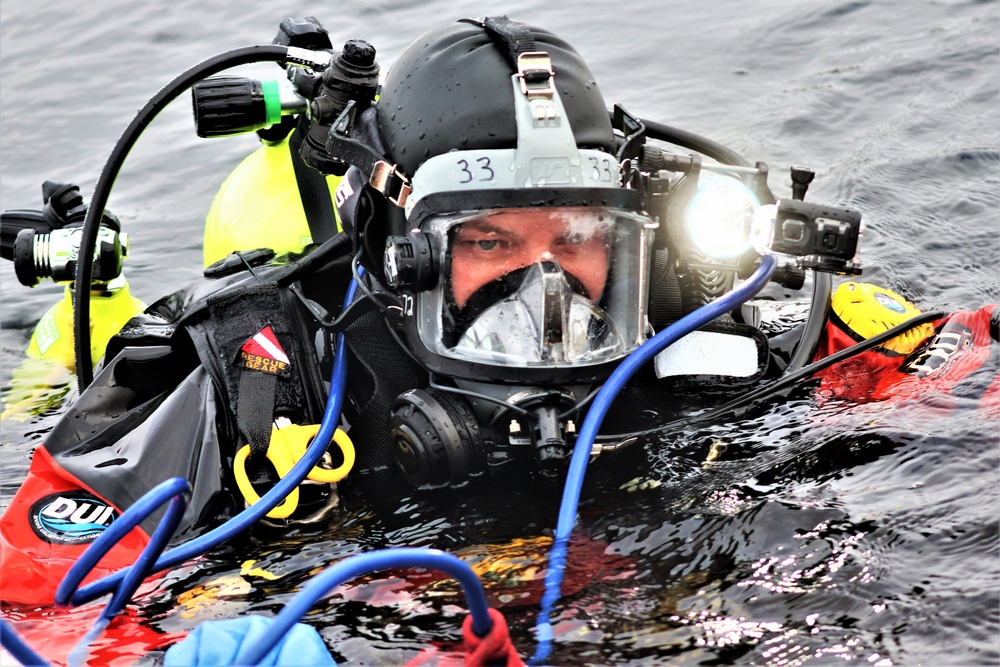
[[237, 372, 277, 464], [289, 128, 338, 244], [460, 16, 539, 70], [320, 102, 411, 208]]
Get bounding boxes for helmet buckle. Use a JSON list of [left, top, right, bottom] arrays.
[[370, 160, 412, 208], [516, 52, 555, 99]]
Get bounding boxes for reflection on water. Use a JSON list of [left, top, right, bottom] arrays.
[[1, 363, 995, 665]]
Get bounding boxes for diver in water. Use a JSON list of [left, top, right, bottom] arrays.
[[0, 16, 996, 611]]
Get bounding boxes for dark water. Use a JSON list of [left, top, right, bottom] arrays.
[[1, 0, 998, 665]]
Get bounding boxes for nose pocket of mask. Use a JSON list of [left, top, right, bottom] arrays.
[[456, 260, 624, 364]]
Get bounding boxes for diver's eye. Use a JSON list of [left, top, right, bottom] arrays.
[[476, 240, 499, 250]]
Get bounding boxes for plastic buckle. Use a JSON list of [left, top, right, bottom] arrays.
[[516, 51, 555, 98], [233, 424, 356, 520], [370, 160, 412, 208]]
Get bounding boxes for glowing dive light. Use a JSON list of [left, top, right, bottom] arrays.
[[684, 174, 760, 259]]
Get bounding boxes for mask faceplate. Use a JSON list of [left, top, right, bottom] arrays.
[[456, 260, 626, 365], [407, 206, 654, 377]]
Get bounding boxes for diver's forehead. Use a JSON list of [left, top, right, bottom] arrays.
[[472, 209, 572, 227], [457, 208, 611, 232]]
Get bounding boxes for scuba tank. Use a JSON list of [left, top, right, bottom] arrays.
[[23, 279, 145, 368], [197, 17, 379, 267], [0, 182, 146, 417], [202, 131, 342, 268]]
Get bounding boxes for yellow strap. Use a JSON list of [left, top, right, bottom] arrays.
[[232, 424, 356, 520]]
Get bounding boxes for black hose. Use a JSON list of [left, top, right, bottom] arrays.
[[639, 117, 752, 168], [653, 309, 945, 436], [74, 45, 291, 390], [786, 272, 833, 372]]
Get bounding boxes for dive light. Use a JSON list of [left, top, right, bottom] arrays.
[[684, 173, 759, 260], [642, 146, 861, 277], [680, 175, 861, 274]]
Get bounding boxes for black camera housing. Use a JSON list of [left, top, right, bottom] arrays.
[[770, 199, 862, 275]]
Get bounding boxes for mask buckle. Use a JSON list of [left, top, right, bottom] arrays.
[[516, 52, 555, 99], [370, 160, 412, 208]]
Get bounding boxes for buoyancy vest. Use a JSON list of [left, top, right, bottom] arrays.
[[0, 242, 355, 607]]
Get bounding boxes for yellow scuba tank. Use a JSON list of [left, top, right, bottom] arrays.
[[203, 133, 343, 268], [25, 277, 146, 368], [831, 281, 935, 355], [3, 277, 146, 420]]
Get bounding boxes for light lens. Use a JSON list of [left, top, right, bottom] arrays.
[[685, 174, 760, 259]]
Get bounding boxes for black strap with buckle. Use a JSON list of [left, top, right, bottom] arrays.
[[324, 101, 411, 208], [323, 17, 552, 209], [460, 17, 555, 99]]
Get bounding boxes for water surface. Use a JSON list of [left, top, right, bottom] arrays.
[[1, 1, 997, 664]]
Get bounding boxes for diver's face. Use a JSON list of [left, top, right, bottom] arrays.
[[450, 209, 609, 309]]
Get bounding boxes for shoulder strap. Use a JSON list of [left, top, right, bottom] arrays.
[[289, 127, 339, 244]]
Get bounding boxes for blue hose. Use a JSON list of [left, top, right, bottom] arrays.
[[56, 477, 191, 613], [74, 277, 359, 603], [234, 548, 494, 666], [0, 618, 49, 667], [530, 255, 777, 665]]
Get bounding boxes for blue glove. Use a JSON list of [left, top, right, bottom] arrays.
[[164, 615, 335, 666]]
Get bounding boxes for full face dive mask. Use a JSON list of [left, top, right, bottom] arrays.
[[384, 203, 656, 486]]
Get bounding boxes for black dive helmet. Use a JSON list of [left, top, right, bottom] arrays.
[[336, 17, 658, 485]]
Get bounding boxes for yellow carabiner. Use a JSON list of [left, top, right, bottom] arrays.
[[233, 424, 356, 520], [234, 444, 299, 519]]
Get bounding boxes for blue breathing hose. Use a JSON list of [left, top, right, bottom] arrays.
[[235, 547, 495, 666], [29, 260, 778, 666], [50, 478, 191, 667], [73, 278, 359, 603], [530, 255, 777, 664], [0, 618, 48, 667], [55, 477, 191, 612]]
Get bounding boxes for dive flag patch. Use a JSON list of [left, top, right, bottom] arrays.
[[240, 325, 291, 376]]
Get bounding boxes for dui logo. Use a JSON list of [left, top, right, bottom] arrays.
[[30, 492, 117, 545], [874, 291, 907, 313]]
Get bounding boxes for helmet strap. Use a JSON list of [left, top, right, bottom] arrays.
[[459, 17, 543, 73], [325, 101, 412, 209]]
